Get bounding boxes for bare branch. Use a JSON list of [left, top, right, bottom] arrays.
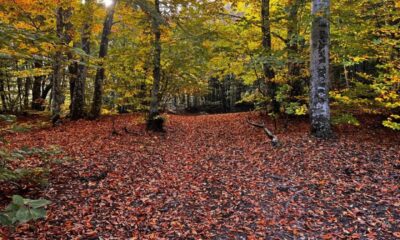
[[247, 118, 280, 147]]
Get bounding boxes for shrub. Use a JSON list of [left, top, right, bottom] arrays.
[[0, 195, 50, 226]]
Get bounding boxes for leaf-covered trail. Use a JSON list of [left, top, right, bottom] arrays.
[[1, 113, 400, 239]]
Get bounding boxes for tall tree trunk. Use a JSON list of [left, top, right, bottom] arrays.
[[287, 0, 305, 97], [24, 77, 31, 109], [0, 71, 7, 112], [147, 0, 164, 131], [310, 0, 332, 138], [66, 18, 77, 112], [41, 83, 52, 100], [68, 61, 78, 110], [17, 77, 23, 111], [261, 0, 279, 113], [51, 7, 66, 123], [71, 1, 93, 120], [90, 0, 117, 119], [32, 61, 43, 110]]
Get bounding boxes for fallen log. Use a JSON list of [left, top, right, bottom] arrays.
[[246, 119, 280, 147]]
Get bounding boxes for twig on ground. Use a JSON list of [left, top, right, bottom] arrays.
[[247, 118, 280, 147]]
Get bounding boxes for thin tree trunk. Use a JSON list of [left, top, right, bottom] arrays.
[[310, 0, 332, 138], [147, 0, 164, 131], [68, 61, 78, 110], [90, 0, 117, 119], [343, 65, 350, 89], [24, 77, 31, 110], [0, 70, 7, 112], [41, 83, 52, 100], [261, 0, 279, 113], [32, 61, 43, 110], [16, 78, 22, 111]]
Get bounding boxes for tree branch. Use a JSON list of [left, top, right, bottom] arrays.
[[247, 118, 280, 147]]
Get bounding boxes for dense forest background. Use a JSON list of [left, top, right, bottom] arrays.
[[0, 0, 399, 130]]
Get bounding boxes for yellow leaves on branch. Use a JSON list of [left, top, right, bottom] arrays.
[[10, 67, 53, 78]]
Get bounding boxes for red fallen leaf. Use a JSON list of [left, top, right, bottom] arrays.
[[83, 231, 98, 238], [322, 233, 333, 239], [247, 234, 257, 240], [366, 231, 377, 239], [351, 233, 361, 239], [1, 113, 399, 239]]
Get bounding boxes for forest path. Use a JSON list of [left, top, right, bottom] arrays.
[[3, 113, 400, 239]]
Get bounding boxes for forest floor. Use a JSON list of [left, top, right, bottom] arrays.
[[1, 112, 400, 239]]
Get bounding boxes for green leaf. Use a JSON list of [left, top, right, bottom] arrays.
[[15, 207, 31, 223], [27, 199, 51, 209], [30, 208, 46, 220], [12, 195, 24, 206], [0, 213, 12, 226], [5, 203, 19, 212]]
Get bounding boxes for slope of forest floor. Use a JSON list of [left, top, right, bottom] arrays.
[[1, 112, 400, 239]]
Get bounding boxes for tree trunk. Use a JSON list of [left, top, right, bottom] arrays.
[[68, 61, 78, 110], [261, 0, 279, 113], [71, 1, 93, 120], [343, 65, 350, 89], [0, 76, 7, 112], [32, 61, 43, 110], [90, 0, 117, 119], [71, 0, 93, 120], [65, 8, 77, 112], [41, 83, 52, 101], [310, 0, 332, 138], [287, 0, 305, 97], [24, 77, 31, 109], [147, 0, 164, 131], [51, 7, 65, 123], [17, 77, 23, 111]]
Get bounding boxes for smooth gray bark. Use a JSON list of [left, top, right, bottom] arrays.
[[310, 0, 332, 138]]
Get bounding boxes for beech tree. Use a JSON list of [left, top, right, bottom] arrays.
[[71, 0, 94, 120], [287, 0, 306, 97], [90, 0, 117, 119], [147, 0, 163, 131], [261, 0, 278, 114], [310, 0, 332, 138], [51, 7, 69, 123]]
